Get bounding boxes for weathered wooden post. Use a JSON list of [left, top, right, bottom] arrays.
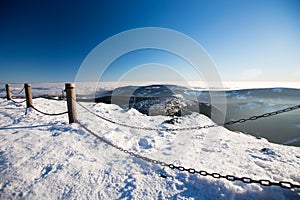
[[5, 84, 12, 100], [65, 83, 77, 124], [24, 83, 33, 108]]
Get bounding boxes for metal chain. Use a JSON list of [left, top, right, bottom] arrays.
[[76, 120, 300, 189], [9, 87, 26, 103], [10, 87, 25, 95], [76, 100, 220, 131], [10, 98, 26, 104], [75, 100, 300, 132], [4, 94, 299, 188], [31, 105, 68, 116], [224, 104, 300, 126]]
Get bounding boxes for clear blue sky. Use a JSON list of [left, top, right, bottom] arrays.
[[0, 0, 299, 83]]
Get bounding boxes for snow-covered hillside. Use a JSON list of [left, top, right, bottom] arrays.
[[0, 98, 299, 199]]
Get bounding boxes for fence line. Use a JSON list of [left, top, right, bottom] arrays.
[[11, 99, 27, 104], [3, 82, 300, 189], [30, 105, 68, 116], [6, 84, 26, 102], [77, 120, 300, 189], [10, 87, 25, 95], [5, 83, 70, 117], [26, 83, 70, 117], [4, 82, 300, 127], [76, 99, 300, 132]]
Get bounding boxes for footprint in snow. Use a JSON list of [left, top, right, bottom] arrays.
[[249, 148, 280, 162], [138, 138, 154, 149], [51, 132, 60, 137], [260, 148, 280, 157], [119, 175, 137, 199], [41, 165, 53, 178], [40, 164, 63, 179]]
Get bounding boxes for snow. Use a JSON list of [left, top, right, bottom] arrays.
[[0, 97, 300, 199]]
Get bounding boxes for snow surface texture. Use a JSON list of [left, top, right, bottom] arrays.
[[0, 98, 300, 199]]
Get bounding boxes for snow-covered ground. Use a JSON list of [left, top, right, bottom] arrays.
[[0, 97, 299, 199]]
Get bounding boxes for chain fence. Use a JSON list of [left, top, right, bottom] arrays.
[[225, 105, 300, 125], [76, 100, 300, 131], [30, 105, 68, 116], [5, 86, 69, 116], [10, 99, 27, 104], [7, 86, 27, 103], [76, 120, 300, 189], [10, 87, 25, 95], [2, 87, 300, 189]]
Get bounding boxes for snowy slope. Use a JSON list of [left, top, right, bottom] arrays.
[[0, 98, 300, 199]]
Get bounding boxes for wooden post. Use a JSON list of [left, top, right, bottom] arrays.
[[65, 83, 77, 124], [5, 84, 12, 100], [24, 83, 33, 108]]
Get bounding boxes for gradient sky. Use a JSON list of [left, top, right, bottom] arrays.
[[0, 0, 299, 83]]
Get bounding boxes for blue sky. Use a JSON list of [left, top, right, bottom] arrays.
[[0, 0, 299, 83]]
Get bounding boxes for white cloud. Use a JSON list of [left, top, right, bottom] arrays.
[[239, 68, 263, 80]]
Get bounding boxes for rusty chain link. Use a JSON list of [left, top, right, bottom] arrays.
[[76, 120, 300, 189]]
